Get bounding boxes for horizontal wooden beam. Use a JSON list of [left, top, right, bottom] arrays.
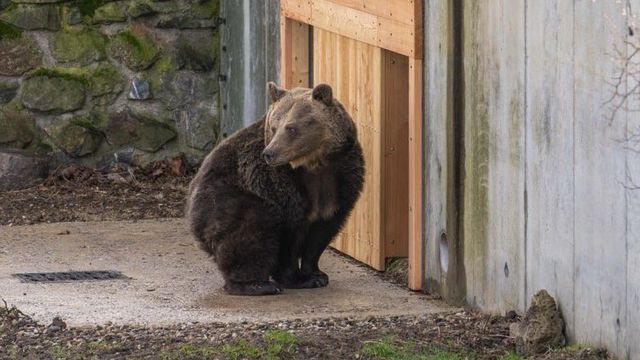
[[281, 0, 422, 58]]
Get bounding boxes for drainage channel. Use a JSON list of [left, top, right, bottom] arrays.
[[12, 270, 128, 283]]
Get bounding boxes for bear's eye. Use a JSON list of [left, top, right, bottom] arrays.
[[271, 126, 277, 134], [285, 126, 297, 136]]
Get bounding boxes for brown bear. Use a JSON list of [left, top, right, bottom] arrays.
[[186, 82, 364, 296]]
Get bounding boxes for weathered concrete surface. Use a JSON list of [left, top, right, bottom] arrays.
[[0, 219, 450, 326]]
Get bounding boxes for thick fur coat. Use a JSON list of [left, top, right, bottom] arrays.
[[186, 83, 364, 295]]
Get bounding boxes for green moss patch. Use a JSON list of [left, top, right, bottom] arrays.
[[21, 67, 88, 113], [110, 28, 160, 71], [127, 0, 155, 18], [0, 20, 22, 40], [28, 67, 88, 83], [0, 4, 61, 31], [87, 62, 123, 97], [73, 0, 112, 17], [50, 26, 107, 65], [191, 0, 218, 19], [92, 2, 126, 24], [0, 109, 35, 149], [44, 116, 103, 157]]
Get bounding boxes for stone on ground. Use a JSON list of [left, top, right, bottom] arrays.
[[0, 149, 48, 190], [510, 289, 566, 356]]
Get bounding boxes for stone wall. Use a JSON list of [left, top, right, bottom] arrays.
[[0, 0, 220, 169]]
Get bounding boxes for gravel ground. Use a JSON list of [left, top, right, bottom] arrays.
[[0, 164, 613, 359], [0, 303, 611, 360], [1, 302, 517, 359]]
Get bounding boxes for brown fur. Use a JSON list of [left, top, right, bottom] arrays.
[[187, 83, 364, 295]]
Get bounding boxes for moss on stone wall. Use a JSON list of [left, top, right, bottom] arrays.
[[51, 26, 107, 65], [0, 0, 220, 168], [110, 28, 160, 71], [0, 20, 21, 39]]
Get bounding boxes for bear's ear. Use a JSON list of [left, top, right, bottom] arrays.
[[268, 82, 288, 103], [312, 84, 333, 106]]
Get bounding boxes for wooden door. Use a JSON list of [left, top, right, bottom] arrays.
[[313, 28, 408, 270]]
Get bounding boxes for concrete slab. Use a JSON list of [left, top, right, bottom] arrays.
[[0, 219, 450, 326]]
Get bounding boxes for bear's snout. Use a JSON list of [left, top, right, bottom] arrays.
[[262, 149, 276, 164]]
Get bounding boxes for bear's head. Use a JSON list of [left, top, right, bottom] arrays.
[[262, 82, 356, 171]]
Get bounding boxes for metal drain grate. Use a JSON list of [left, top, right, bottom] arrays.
[[13, 270, 128, 283]]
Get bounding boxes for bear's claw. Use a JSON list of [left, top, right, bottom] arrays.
[[275, 271, 329, 289], [223, 281, 282, 296]]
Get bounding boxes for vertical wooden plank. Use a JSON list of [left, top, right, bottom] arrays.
[[625, 2, 640, 357], [423, 0, 454, 296], [573, 0, 628, 351], [524, 0, 576, 336], [408, 56, 423, 290], [462, 0, 525, 311], [314, 29, 385, 270], [280, 18, 310, 88], [423, 0, 467, 303], [462, 0, 489, 309], [486, 0, 525, 312], [280, 17, 293, 87], [382, 50, 409, 258]]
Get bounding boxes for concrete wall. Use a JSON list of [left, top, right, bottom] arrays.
[[424, 1, 640, 358]]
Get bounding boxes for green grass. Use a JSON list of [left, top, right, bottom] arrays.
[[221, 339, 263, 360], [264, 329, 298, 359], [159, 343, 219, 360], [361, 337, 472, 360], [497, 351, 522, 360], [158, 330, 299, 360]]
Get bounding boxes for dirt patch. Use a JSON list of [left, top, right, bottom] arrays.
[[0, 302, 514, 359], [0, 163, 191, 226], [0, 303, 611, 360]]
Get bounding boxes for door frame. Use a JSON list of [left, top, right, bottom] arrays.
[[279, 0, 424, 290]]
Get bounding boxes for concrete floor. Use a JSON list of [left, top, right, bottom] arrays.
[[0, 219, 450, 326]]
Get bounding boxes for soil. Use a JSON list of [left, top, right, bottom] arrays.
[[0, 163, 190, 226], [0, 164, 612, 359]]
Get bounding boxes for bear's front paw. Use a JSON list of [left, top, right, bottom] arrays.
[[292, 271, 329, 289], [223, 281, 282, 296]]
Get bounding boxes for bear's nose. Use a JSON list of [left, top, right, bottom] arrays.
[[262, 149, 275, 164]]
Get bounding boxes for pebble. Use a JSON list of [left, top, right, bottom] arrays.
[[128, 79, 152, 100]]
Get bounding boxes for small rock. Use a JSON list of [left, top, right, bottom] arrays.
[[107, 173, 129, 184], [92, 2, 127, 24], [110, 29, 160, 71], [510, 289, 566, 356], [21, 73, 86, 113], [155, 15, 217, 29], [0, 150, 47, 190], [0, 4, 61, 30], [66, 6, 83, 25], [50, 27, 107, 65], [171, 107, 216, 150], [0, 80, 19, 105], [128, 79, 151, 100], [47, 316, 67, 333], [0, 34, 43, 76], [127, 1, 156, 18], [42, 117, 102, 157]]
